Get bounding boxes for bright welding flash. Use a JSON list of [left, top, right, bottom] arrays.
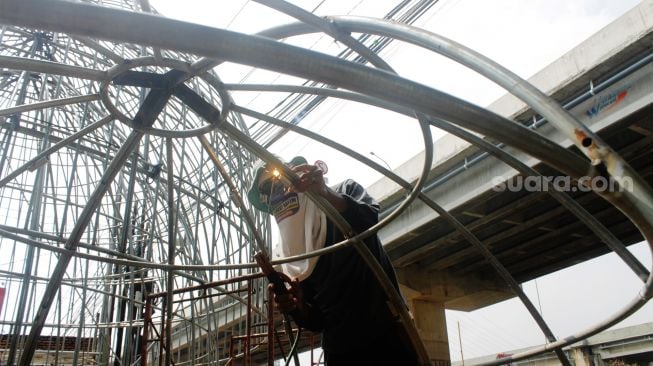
[[272, 168, 281, 178]]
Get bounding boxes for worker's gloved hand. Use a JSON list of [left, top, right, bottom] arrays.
[[269, 274, 324, 331], [270, 277, 304, 314], [290, 164, 327, 196]]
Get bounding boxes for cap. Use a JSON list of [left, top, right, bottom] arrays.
[[246, 156, 307, 213]]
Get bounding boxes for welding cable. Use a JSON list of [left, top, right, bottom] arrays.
[[284, 327, 302, 366]]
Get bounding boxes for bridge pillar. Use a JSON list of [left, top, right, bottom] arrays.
[[405, 294, 450, 366], [397, 265, 513, 365], [571, 347, 591, 366]]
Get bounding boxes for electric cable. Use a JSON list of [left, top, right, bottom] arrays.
[[284, 327, 302, 366]]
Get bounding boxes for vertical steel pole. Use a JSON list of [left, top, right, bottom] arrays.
[[165, 137, 176, 366], [114, 153, 139, 366], [267, 286, 274, 366], [245, 280, 252, 366], [158, 300, 165, 366], [141, 299, 152, 366], [4, 34, 40, 366]]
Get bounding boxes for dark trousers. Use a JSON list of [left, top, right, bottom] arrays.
[[323, 327, 418, 366]]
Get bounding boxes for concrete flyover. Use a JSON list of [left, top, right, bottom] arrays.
[[367, 1, 653, 363]]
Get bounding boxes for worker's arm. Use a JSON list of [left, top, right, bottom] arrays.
[[331, 179, 380, 232], [292, 165, 379, 230], [271, 279, 324, 331], [291, 164, 348, 212]]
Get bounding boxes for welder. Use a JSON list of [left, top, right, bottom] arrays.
[[247, 156, 417, 365]]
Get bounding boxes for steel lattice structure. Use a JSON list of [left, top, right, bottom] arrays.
[[0, 0, 652, 365]]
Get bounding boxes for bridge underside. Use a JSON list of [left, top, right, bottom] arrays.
[[389, 105, 651, 292], [379, 28, 653, 311]]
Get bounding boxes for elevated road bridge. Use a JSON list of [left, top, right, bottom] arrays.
[[367, 1, 653, 363]]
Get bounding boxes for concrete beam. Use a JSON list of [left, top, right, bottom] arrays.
[[397, 266, 512, 311]]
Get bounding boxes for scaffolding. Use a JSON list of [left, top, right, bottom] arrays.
[[0, 0, 651, 365]]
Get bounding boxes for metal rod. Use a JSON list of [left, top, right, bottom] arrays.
[[0, 0, 589, 182], [267, 286, 274, 366], [245, 279, 252, 366], [0, 93, 100, 117], [5, 33, 42, 366], [252, 0, 393, 71], [165, 137, 175, 366], [147, 272, 265, 299], [141, 299, 152, 366], [0, 54, 107, 81]]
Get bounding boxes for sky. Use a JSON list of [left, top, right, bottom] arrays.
[[149, 0, 651, 362]]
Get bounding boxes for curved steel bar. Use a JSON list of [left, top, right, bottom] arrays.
[[184, 0, 396, 88], [0, 0, 591, 180], [0, 54, 107, 81], [228, 83, 647, 281], [0, 93, 100, 116], [217, 120, 434, 364], [316, 14, 653, 366], [253, 0, 394, 71], [325, 15, 653, 226], [0, 225, 257, 271], [257, 17, 653, 233], [199, 72, 235, 124], [0, 269, 149, 307], [349, 16, 648, 189], [251, 18, 653, 362], [71, 35, 125, 63], [164, 137, 176, 365], [19, 130, 144, 364], [480, 273, 653, 365], [0, 225, 213, 284], [0, 114, 114, 188]]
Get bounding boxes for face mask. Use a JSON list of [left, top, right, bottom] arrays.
[[269, 184, 326, 281]]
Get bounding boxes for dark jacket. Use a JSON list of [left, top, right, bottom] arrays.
[[295, 179, 403, 353]]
